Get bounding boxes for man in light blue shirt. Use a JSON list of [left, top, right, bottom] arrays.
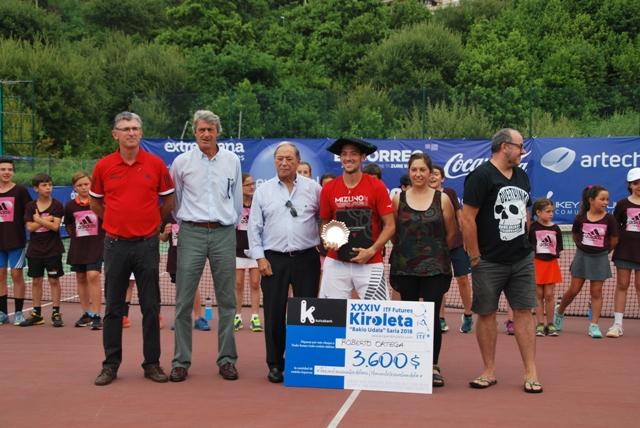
[[169, 110, 242, 382], [247, 142, 321, 383]]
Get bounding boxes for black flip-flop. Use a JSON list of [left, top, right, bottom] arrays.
[[469, 376, 497, 389]]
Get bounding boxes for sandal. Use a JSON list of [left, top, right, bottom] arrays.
[[523, 379, 543, 394], [469, 376, 497, 389], [432, 365, 444, 387]]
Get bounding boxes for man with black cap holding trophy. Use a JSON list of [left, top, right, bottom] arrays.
[[319, 137, 395, 300]]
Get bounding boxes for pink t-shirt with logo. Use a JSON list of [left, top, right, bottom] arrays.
[[572, 213, 618, 254], [73, 210, 99, 237], [0, 196, 15, 222], [528, 222, 563, 260], [612, 198, 640, 264]]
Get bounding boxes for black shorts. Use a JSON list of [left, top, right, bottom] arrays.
[[27, 255, 65, 278], [70, 260, 103, 273]]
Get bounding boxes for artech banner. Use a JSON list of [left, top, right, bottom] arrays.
[[140, 136, 640, 224]]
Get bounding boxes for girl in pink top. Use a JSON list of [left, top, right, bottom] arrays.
[[554, 185, 618, 339], [607, 168, 640, 338]]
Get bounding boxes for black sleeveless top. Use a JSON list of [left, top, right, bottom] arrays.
[[390, 190, 451, 277]]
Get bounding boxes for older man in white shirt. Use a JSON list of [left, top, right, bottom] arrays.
[[169, 110, 242, 382], [247, 142, 321, 383]]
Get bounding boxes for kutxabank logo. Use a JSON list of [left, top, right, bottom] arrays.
[[541, 147, 576, 173]]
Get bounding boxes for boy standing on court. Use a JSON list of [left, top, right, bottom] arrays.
[[0, 158, 32, 325], [20, 173, 66, 327]]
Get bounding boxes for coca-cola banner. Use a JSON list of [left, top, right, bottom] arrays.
[[140, 136, 640, 224]]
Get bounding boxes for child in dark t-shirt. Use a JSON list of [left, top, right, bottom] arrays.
[[64, 171, 104, 330], [528, 198, 563, 336], [554, 185, 618, 339], [20, 173, 65, 327], [0, 157, 32, 325]]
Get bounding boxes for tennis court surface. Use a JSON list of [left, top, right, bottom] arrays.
[[2, 304, 637, 428]]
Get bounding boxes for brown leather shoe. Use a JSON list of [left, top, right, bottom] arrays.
[[169, 366, 188, 382], [218, 362, 238, 380], [143, 365, 169, 383], [94, 367, 117, 386]]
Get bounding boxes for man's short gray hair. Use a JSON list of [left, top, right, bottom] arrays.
[[490, 128, 516, 153], [274, 141, 300, 160], [192, 110, 222, 134], [113, 111, 142, 129]]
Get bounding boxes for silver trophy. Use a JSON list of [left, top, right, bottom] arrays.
[[321, 220, 349, 249]]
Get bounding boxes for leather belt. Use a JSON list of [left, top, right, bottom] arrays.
[[106, 231, 157, 241], [183, 221, 223, 229], [265, 247, 317, 258]]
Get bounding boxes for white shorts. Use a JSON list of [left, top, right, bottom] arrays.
[[319, 258, 389, 300], [236, 257, 258, 270]]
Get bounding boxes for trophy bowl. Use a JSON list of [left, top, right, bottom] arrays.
[[321, 220, 349, 248]]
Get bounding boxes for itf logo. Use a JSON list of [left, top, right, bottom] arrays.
[[540, 147, 576, 173], [299, 300, 316, 324]]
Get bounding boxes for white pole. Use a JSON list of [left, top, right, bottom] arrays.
[[238, 110, 243, 139]]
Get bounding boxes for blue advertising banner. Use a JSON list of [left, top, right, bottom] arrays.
[[140, 136, 640, 224], [285, 297, 434, 394]]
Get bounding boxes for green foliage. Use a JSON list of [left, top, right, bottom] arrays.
[[130, 90, 174, 138], [333, 84, 398, 138], [0, 0, 62, 41], [433, 0, 508, 42], [387, 0, 431, 30], [360, 21, 463, 107], [292, 0, 390, 80], [208, 79, 265, 138], [393, 101, 492, 139], [157, 0, 250, 49], [12, 157, 97, 186], [0, 38, 108, 156], [578, 111, 640, 136], [1, 0, 639, 155], [529, 109, 579, 137], [81, 0, 170, 40]]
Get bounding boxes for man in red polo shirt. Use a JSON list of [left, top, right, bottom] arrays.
[[90, 111, 175, 386]]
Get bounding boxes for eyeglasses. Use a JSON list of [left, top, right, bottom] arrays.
[[242, 182, 255, 187], [114, 127, 141, 133], [504, 142, 526, 152], [285, 200, 298, 217]]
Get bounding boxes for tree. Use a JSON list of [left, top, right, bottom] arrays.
[[387, 0, 431, 30], [81, 0, 170, 40], [360, 21, 463, 109], [0, 0, 62, 42], [332, 84, 398, 138], [156, 0, 251, 49]]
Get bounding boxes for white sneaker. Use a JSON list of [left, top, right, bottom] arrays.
[[606, 324, 623, 338], [13, 311, 25, 326]]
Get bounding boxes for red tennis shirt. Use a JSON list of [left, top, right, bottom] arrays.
[[90, 149, 174, 238]]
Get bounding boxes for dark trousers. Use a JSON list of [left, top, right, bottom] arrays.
[[262, 248, 320, 370], [102, 235, 161, 370], [391, 274, 451, 364]]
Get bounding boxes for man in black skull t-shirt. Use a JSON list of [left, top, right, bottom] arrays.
[[461, 128, 542, 394]]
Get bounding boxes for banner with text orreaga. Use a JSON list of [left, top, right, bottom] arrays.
[[140, 136, 640, 224]]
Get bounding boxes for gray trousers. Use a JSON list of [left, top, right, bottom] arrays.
[[172, 223, 237, 368]]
